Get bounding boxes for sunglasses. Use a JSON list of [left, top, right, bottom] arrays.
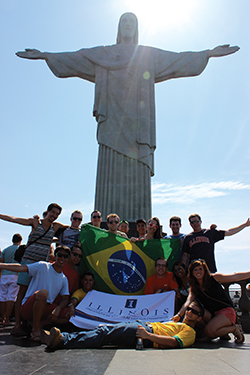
[[92, 215, 101, 219], [72, 252, 82, 259], [109, 220, 118, 224], [148, 223, 158, 228], [56, 253, 69, 259], [173, 267, 184, 274], [190, 258, 205, 264], [187, 306, 201, 316], [190, 220, 200, 224], [72, 217, 82, 221]]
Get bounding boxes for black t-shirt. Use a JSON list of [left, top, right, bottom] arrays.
[[182, 229, 225, 272]]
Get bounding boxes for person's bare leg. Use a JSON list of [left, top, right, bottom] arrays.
[[3, 301, 14, 325], [204, 314, 233, 338], [31, 289, 48, 338], [0, 301, 6, 323], [14, 285, 28, 329]]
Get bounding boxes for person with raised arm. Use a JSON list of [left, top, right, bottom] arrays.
[[172, 259, 250, 343]]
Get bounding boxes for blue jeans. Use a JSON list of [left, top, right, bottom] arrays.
[[60, 320, 153, 349]]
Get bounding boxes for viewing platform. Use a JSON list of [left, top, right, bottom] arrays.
[[0, 323, 249, 375]]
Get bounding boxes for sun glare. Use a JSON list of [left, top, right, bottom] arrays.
[[124, 0, 199, 35]]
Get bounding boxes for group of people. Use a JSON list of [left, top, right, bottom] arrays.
[[0, 204, 249, 351]]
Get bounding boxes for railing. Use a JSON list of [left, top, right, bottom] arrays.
[[222, 278, 250, 333]]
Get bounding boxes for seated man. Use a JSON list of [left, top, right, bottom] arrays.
[[67, 270, 95, 318], [41, 301, 203, 350], [0, 245, 70, 341], [144, 257, 178, 295]]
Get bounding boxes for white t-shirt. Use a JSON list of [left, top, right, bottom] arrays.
[[22, 261, 69, 305]]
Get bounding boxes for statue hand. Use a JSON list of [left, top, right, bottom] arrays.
[[16, 48, 45, 60], [209, 44, 240, 58]]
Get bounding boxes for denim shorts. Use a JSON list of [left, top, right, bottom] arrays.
[[17, 259, 34, 286]]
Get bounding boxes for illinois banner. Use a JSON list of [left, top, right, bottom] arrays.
[[70, 290, 175, 330], [79, 224, 180, 295]]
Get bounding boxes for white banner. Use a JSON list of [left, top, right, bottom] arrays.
[[70, 290, 175, 330]]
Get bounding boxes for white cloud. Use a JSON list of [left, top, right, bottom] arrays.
[[152, 181, 250, 205]]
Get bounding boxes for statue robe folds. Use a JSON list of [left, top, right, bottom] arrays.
[[45, 45, 209, 220]]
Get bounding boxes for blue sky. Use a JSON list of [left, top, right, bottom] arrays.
[[0, 0, 249, 274]]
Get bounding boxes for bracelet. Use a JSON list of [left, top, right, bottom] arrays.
[[68, 303, 73, 307], [177, 313, 182, 318]]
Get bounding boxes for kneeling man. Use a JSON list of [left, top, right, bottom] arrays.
[[41, 301, 203, 350]]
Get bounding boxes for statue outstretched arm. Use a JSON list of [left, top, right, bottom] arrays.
[[16, 49, 46, 60], [208, 44, 240, 58]]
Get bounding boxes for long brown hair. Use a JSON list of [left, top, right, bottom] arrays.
[[147, 217, 163, 239], [188, 259, 211, 296]]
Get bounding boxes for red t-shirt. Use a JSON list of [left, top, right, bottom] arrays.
[[144, 272, 178, 294], [62, 262, 79, 295]]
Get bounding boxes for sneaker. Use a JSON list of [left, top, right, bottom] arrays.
[[47, 327, 63, 349]]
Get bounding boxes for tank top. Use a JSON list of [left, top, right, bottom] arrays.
[[196, 276, 233, 314], [22, 222, 55, 262]]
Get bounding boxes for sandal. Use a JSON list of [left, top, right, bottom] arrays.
[[234, 324, 245, 344], [30, 331, 42, 343]]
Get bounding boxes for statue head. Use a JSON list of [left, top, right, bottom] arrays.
[[116, 12, 138, 45]]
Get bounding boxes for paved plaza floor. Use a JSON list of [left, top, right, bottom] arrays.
[[0, 323, 249, 375]]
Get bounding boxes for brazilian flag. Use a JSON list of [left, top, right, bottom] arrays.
[[79, 224, 180, 295]]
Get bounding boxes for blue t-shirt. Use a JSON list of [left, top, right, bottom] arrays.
[[1, 244, 19, 276]]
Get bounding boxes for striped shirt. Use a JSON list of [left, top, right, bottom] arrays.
[[22, 222, 55, 262]]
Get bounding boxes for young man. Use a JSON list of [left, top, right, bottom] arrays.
[[144, 257, 178, 295], [130, 218, 147, 242], [0, 233, 22, 326], [90, 210, 102, 228], [181, 214, 250, 272], [136, 218, 147, 238], [58, 210, 82, 249], [164, 216, 185, 261], [118, 220, 130, 235], [62, 244, 82, 295], [67, 270, 95, 319], [107, 214, 128, 238], [41, 301, 203, 350], [0, 245, 70, 341], [0, 203, 68, 335]]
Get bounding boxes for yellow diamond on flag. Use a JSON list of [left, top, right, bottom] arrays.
[[87, 240, 155, 295]]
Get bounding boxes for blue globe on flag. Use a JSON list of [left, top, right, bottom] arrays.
[[107, 250, 147, 293]]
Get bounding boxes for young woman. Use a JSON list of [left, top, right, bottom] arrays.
[[173, 262, 189, 310], [130, 217, 163, 242], [172, 259, 249, 343], [142, 217, 163, 240]]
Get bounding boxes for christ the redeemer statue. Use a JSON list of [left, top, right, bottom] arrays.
[[16, 12, 239, 221]]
